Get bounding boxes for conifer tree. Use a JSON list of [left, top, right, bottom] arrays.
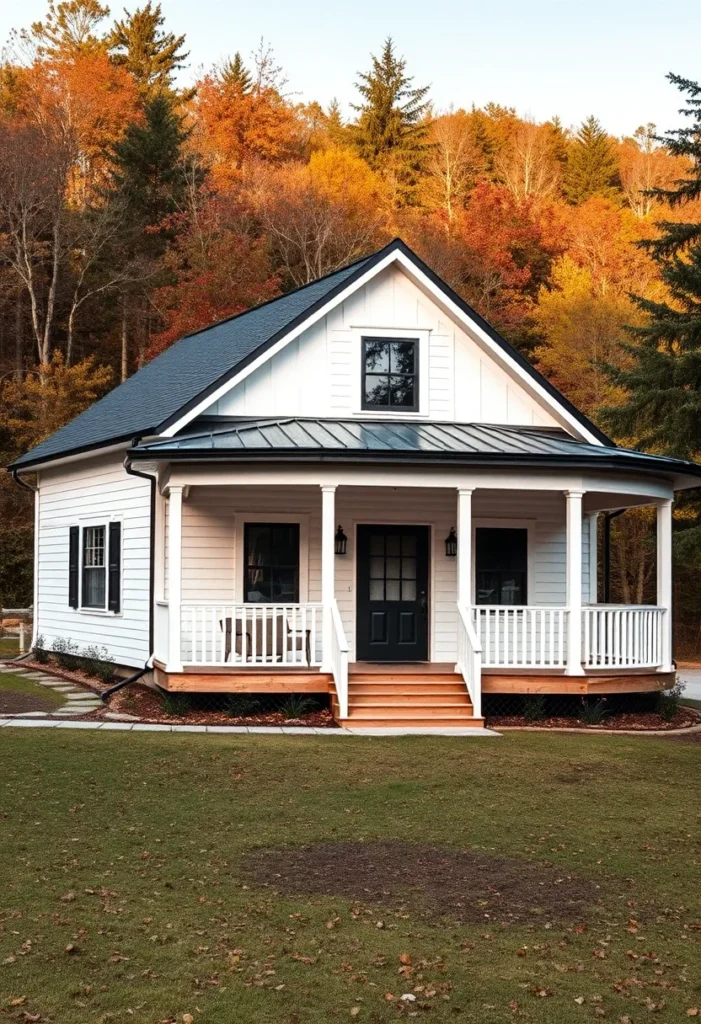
[[218, 52, 252, 94], [603, 75, 701, 459], [563, 115, 619, 203], [26, 0, 109, 59], [352, 37, 430, 204], [108, 1, 188, 99], [109, 91, 189, 232]]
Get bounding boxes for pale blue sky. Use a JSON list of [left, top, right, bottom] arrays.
[[2, 0, 698, 137]]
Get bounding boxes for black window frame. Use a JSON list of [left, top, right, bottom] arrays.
[[243, 522, 300, 604], [361, 336, 420, 413], [475, 527, 528, 606]]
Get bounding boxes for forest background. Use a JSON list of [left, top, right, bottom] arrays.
[[2, 0, 701, 654]]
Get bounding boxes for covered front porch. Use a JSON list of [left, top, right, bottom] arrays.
[[148, 462, 676, 726]]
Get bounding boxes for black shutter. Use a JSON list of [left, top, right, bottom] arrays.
[[108, 521, 121, 613], [68, 526, 79, 608]]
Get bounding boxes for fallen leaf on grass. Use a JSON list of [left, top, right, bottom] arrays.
[[687, 1011, 699, 1018]]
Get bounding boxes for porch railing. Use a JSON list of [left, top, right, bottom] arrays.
[[181, 603, 323, 667], [456, 604, 482, 718], [474, 606, 568, 669], [582, 605, 664, 669], [330, 600, 349, 717]]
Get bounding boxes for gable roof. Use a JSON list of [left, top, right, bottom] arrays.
[[11, 238, 612, 471]]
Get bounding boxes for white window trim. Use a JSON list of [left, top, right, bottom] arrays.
[[350, 327, 430, 418], [472, 517, 536, 606], [234, 512, 310, 604], [76, 516, 123, 616]]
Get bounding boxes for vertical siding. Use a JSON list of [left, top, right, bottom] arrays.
[[199, 264, 563, 429], [37, 453, 151, 668]]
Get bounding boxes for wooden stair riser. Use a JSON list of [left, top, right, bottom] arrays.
[[349, 685, 467, 698], [350, 674, 463, 685], [338, 716, 486, 729], [351, 696, 474, 708]]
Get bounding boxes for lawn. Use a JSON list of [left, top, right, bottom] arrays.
[[0, 731, 699, 1023]]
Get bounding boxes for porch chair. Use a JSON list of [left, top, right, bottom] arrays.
[[220, 612, 312, 664]]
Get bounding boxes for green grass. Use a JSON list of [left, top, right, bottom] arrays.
[[1, 732, 700, 1022], [0, 637, 19, 655], [0, 672, 64, 707]]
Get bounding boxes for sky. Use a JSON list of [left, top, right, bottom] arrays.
[[1, 0, 699, 137]]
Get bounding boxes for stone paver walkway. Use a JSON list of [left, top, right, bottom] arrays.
[[0, 661, 103, 717]]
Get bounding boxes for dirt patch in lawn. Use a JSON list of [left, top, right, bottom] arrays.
[[243, 840, 608, 925], [0, 688, 60, 715]]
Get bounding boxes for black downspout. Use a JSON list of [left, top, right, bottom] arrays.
[[603, 509, 625, 603], [101, 663, 151, 702], [123, 441, 156, 656]]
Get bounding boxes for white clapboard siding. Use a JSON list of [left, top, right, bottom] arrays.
[[37, 452, 151, 668], [167, 484, 584, 664], [204, 264, 562, 429]]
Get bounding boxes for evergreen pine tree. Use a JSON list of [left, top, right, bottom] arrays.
[[352, 37, 430, 204], [109, 92, 189, 234], [218, 52, 252, 94], [108, 1, 189, 100], [603, 75, 701, 459], [563, 115, 619, 203]]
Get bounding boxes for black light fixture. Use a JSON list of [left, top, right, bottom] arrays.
[[335, 525, 348, 556], [445, 527, 457, 557]]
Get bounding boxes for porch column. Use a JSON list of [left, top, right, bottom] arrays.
[[321, 485, 337, 671], [657, 498, 673, 672], [167, 485, 183, 673], [565, 489, 585, 675], [456, 488, 473, 607]]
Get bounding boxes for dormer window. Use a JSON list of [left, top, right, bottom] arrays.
[[362, 338, 419, 412]]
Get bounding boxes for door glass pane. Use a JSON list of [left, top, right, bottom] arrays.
[[386, 534, 400, 555], [401, 580, 416, 601], [401, 557, 416, 580], [385, 580, 400, 601], [369, 580, 384, 600], [370, 557, 385, 578], [401, 535, 416, 555], [386, 557, 401, 579], [370, 535, 384, 555]]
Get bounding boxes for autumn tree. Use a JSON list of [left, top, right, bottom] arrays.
[[108, 1, 189, 100], [24, 0, 109, 59], [564, 115, 619, 204], [421, 110, 482, 225], [618, 124, 689, 219], [497, 120, 561, 205], [353, 37, 430, 205], [604, 75, 701, 459]]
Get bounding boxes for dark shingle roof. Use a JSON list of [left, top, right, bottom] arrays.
[[11, 253, 375, 469], [129, 417, 701, 480], [11, 238, 613, 470]]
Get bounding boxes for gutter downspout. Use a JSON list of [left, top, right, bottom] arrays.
[[101, 660, 152, 702], [603, 509, 626, 603], [124, 440, 157, 657], [11, 469, 39, 656]]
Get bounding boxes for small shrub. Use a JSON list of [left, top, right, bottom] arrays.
[[81, 646, 116, 683], [225, 694, 261, 717], [523, 694, 547, 721], [52, 637, 80, 670], [160, 692, 191, 717], [33, 634, 50, 664], [278, 695, 316, 719], [578, 697, 608, 725], [657, 682, 684, 722]]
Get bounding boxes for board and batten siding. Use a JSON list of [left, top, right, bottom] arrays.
[[204, 264, 562, 429], [36, 453, 151, 668], [167, 484, 589, 663]]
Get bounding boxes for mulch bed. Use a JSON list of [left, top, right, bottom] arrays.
[[488, 708, 701, 731], [111, 683, 337, 727], [243, 840, 609, 925]]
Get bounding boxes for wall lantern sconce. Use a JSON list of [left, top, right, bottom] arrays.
[[445, 527, 457, 557], [335, 525, 348, 556]]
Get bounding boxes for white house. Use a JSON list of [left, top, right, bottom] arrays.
[[11, 239, 701, 730]]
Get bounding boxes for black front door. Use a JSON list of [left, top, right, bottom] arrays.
[[356, 525, 429, 661]]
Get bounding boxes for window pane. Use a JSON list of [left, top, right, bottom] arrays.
[[401, 535, 416, 555], [370, 535, 384, 555], [244, 523, 300, 603], [385, 580, 400, 601], [401, 580, 416, 601], [386, 557, 401, 579], [370, 557, 384, 579], [369, 580, 384, 600], [364, 374, 390, 406], [389, 376, 415, 408], [386, 534, 400, 555], [401, 557, 416, 580], [83, 568, 105, 608], [390, 341, 416, 374], [364, 340, 390, 372]]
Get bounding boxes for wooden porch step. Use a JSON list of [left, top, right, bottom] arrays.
[[351, 695, 474, 707], [337, 716, 486, 729], [349, 683, 467, 696], [350, 673, 463, 683]]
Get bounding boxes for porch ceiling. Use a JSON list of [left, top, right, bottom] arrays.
[[130, 418, 701, 485]]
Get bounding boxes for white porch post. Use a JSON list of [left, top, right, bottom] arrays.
[[565, 489, 585, 675], [657, 498, 673, 672], [167, 485, 183, 672], [321, 485, 337, 671], [457, 488, 473, 608]]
